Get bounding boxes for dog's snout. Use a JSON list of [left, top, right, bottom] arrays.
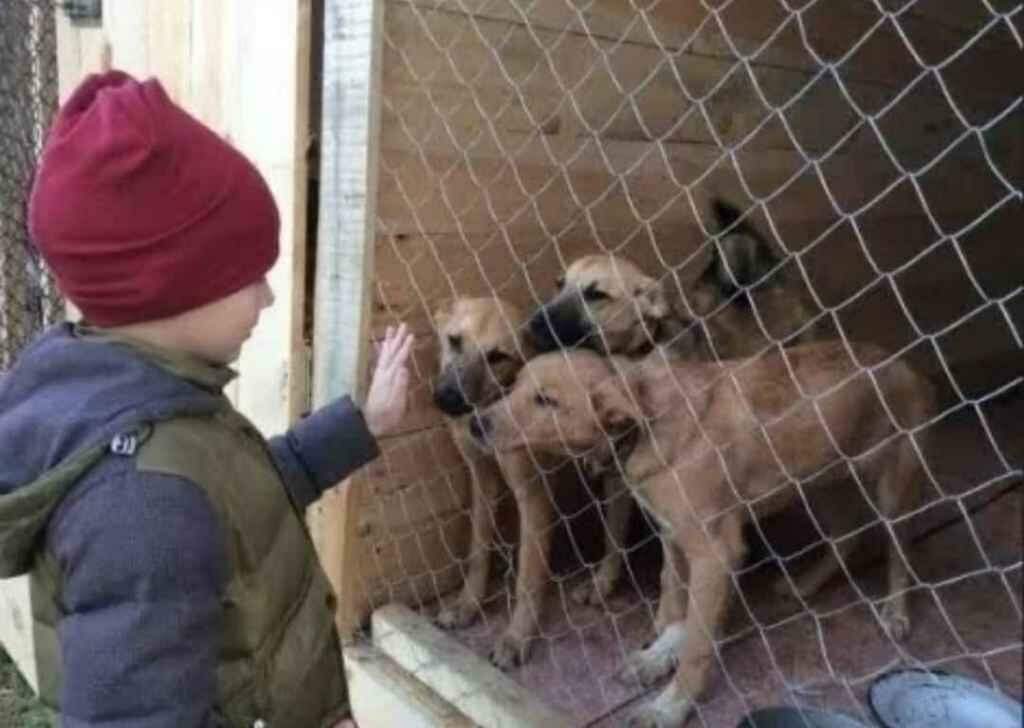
[[434, 384, 472, 416], [529, 310, 557, 347], [469, 413, 492, 441]]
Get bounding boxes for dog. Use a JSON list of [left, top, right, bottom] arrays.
[[529, 199, 820, 361], [525, 200, 824, 609], [432, 297, 567, 668], [469, 343, 933, 726]]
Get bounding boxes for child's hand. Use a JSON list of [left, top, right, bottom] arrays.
[[363, 324, 414, 437]]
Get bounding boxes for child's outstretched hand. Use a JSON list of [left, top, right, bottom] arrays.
[[364, 323, 414, 437]]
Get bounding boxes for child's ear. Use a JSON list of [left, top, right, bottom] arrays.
[[591, 379, 639, 433]]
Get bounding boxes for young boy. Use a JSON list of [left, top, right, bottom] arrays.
[[0, 70, 412, 727]]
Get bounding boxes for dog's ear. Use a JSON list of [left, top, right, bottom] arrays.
[[636, 277, 669, 320], [591, 378, 639, 433], [705, 199, 780, 294]]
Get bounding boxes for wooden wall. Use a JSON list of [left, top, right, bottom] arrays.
[[340, 0, 1022, 627]]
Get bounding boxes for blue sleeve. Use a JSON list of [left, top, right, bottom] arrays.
[[268, 395, 380, 510], [50, 462, 226, 728]]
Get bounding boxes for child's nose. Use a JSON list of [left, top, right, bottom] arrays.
[[260, 279, 275, 308]]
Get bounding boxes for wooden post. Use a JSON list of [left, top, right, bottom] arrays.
[[312, 0, 384, 640]]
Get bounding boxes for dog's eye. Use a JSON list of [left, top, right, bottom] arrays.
[[447, 335, 462, 352], [583, 284, 610, 302], [534, 392, 558, 408], [486, 349, 512, 365], [555, 276, 565, 291]]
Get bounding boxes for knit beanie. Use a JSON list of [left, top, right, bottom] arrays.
[[28, 70, 279, 326]]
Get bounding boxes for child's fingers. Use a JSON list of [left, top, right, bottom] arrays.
[[392, 331, 414, 370]]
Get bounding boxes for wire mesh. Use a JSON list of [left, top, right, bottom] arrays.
[[333, 0, 1022, 724], [0, 0, 61, 371]]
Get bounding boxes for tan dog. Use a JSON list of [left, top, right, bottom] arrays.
[[529, 200, 820, 361], [470, 344, 933, 726], [432, 297, 562, 668], [526, 200, 823, 607]]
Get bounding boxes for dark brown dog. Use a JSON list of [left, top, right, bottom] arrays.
[[470, 344, 933, 726]]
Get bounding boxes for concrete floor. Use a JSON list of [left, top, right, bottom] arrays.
[[436, 389, 1022, 726]]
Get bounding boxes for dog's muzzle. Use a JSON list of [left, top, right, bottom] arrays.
[[433, 383, 473, 416], [529, 303, 589, 352]]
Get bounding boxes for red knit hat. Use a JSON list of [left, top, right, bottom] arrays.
[[28, 71, 279, 326]]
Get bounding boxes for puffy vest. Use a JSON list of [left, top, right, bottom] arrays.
[[0, 343, 349, 727]]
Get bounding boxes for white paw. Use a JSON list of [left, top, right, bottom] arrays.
[[616, 622, 686, 686], [490, 631, 532, 669], [880, 600, 910, 642], [626, 688, 693, 727], [435, 599, 480, 630]]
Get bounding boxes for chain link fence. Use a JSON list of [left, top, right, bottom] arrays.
[[1, 0, 61, 371], [337, 0, 1024, 724]]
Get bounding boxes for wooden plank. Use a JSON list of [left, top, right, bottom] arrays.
[[373, 603, 575, 727], [381, 3, 990, 156], [229, 0, 311, 435], [395, 0, 1017, 104], [376, 133, 1004, 238], [314, 0, 386, 641], [345, 645, 477, 728], [0, 576, 38, 692]]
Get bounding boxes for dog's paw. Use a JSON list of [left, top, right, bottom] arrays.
[[490, 632, 531, 670], [571, 574, 615, 606], [616, 622, 685, 686], [436, 599, 481, 630], [626, 692, 692, 728], [879, 601, 910, 642], [616, 646, 678, 686]]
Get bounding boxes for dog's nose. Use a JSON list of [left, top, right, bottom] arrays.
[[434, 386, 472, 416], [529, 311, 558, 350], [469, 413, 492, 441]]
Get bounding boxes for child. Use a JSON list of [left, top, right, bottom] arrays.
[[0, 70, 412, 727]]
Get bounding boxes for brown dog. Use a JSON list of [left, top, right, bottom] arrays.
[[469, 344, 933, 726], [432, 297, 563, 668], [526, 200, 823, 608], [529, 200, 820, 361]]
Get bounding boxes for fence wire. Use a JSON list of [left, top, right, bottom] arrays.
[[1, 0, 61, 371], [339, 0, 1024, 724]]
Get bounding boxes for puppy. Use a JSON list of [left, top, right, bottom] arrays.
[[529, 199, 820, 361], [526, 200, 823, 607], [432, 297, 560, 668], [470, 344, 933, 726]]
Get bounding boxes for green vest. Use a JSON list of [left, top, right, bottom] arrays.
[[0, 333, 349, 727]]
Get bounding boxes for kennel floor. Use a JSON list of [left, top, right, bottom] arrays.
[[433, 394, 1022, 727]]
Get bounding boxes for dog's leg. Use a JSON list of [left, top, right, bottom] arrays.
[[572, 473, 632, 606], [491, 454, 554, 669], [618, 540, 687, 687], [628, 514, 745, 728], [437, 448, 504, 630], [655, 535, 688, 632], [876, 435, 921, 642], [772, 534, 861, 603]]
